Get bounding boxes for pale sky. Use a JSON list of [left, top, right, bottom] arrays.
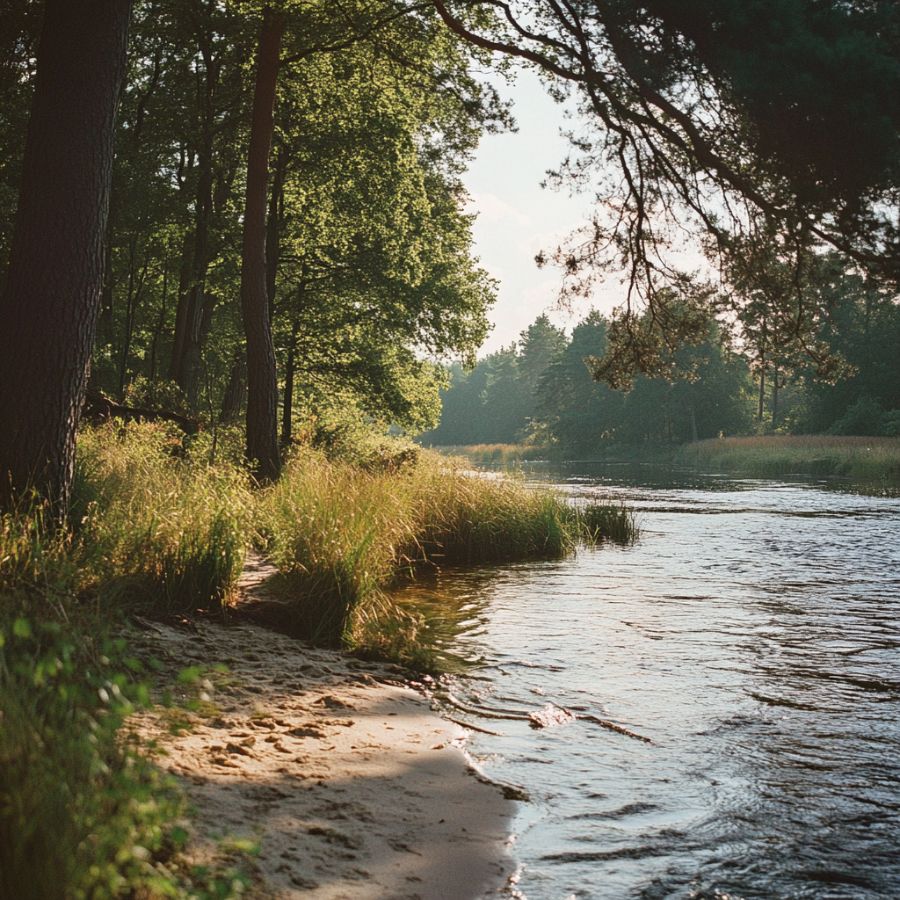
[[462, 69, 619, 355]]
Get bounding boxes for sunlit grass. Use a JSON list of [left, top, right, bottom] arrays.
[[73, 422, 254, 612], [429, 443, 552, 465], [676, 435, 900, 481], [256, 448, 637, 650]]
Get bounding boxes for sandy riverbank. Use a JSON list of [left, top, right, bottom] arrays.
[[129, 617, 514, 899]]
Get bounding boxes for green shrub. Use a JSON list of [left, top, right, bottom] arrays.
[[0, 601, 186, 900]]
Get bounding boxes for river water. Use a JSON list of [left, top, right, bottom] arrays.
[[396, 465, 900, 899]]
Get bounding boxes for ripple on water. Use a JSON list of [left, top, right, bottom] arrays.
[[396, 466, 900, 899]]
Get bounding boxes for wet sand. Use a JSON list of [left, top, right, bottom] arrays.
[[129, 618, 514, 899]]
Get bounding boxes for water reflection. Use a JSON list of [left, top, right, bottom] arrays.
[[395, 465, 900, 899]]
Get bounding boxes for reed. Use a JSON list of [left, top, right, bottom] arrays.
[[676, 435, 900, 481], [257, 449, 637, 648], [430, 443, 552, 465], [577, 500, 639, 545]]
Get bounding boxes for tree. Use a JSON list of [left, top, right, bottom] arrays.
[[0, 0, 132, 515], [431, 1, 900, 379], [240, 5, 284, 482], [535, 312, 624, 454]]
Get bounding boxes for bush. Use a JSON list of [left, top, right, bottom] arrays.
[[0, 556, 184, 900]]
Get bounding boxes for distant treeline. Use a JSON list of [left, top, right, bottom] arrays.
[[421, 270, 900, 454]]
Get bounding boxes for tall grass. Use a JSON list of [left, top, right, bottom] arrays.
[[0, 422, 255, 899], [74, 422, 253, 612], [256, 449, 636, 648], [676, 435, 900, 481], [430, 443, 552, 465]]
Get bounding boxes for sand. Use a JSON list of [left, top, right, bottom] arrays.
[[129, 616, 515, 899]]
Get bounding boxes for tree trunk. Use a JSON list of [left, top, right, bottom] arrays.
[[281, 319, 299, 446], [771, 360, 780, 430], [757, 319, 767, 425], [148, 257, 169, 382], [0, 0, 132, 516], [169, 232, 193, 382], [171, 37, 217, 407], [266, 147, 286, 322], [240, 5, 284, 482], [220, 351, 247, 424]]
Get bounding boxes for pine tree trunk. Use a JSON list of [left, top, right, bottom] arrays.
[[240, 5, 284, 482], [0, 0, 132, 517], [266, 148, 286, 323], [171, 39, 216, 406]]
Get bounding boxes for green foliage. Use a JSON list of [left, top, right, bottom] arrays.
[[423, 310, 753, 453], [60, 0, 503, 433], [0, 605, 185, 900]]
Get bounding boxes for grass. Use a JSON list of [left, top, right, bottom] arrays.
[[73, 423, 254, 612], [0, 422, 257, 899], [256, 448, 637, 653], [428, 443, 553, 465], [676, 435, 900, 482], [577, 500, 639, 545], [0, 421, 637, 892]]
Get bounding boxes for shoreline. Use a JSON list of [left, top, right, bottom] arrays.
[[130, 618, 515, 899]]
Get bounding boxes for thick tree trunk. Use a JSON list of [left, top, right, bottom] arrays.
[[240, 6, 284, 482], [0, 0, 132, 516]]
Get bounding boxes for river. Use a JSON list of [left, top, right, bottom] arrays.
[[395, 464, 900, 899]]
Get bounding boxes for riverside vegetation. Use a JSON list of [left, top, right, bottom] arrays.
[[0, 420, 635, 899], [675, 435, 900, 483]]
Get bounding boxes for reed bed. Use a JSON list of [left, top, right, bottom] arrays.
[[676, 435, 900, 481], [256, 449, 636, 649], [430, 443, 552, 465]]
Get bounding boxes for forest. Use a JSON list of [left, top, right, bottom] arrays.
[[1, 1, 899, 898], [424, 265, 900, 453]]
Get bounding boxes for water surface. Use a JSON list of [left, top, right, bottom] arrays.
[[396, 465, 900, 899]]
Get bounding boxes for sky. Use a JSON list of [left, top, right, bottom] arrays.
[[462, 68, 617, 355]]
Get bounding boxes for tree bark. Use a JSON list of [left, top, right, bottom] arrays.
[[0, 0, 132, 516], [220, 351, 247, 424], [281, 319, 299, 446], [171, 34, 217, 407], [266, 146, 286, 322], [240, 5, 284, 482]]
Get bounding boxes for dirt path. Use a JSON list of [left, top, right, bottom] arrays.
[[129, 557, 514, 899]]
